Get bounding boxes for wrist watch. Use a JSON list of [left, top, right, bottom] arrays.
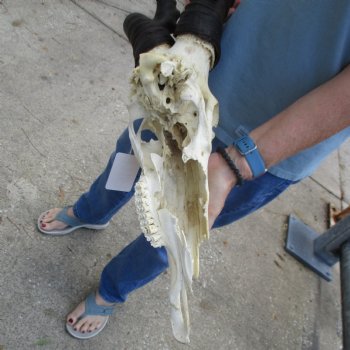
[[234, 134, 266, 178]]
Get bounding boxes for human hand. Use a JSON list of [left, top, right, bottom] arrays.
[[207, 146, 252, 228], [207, 152, 237, 228]]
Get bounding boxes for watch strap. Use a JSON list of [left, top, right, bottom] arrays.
[[234, 135, 266, 178]]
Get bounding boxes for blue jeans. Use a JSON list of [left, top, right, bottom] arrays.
[[73, 120, 296, 303]]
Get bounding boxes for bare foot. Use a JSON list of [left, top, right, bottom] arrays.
[[66, 292, 114, 334], [39, 207, 75, 231]]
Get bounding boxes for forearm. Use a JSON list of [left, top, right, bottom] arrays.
[[228, 64, 350, 170], [209, 65, 350, 227]]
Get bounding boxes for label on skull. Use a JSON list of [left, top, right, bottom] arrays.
[[105, 153, 140, 192]]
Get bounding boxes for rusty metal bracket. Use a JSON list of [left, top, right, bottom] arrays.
[[329, 204, 350, 227]]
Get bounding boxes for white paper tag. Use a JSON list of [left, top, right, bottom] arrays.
[[105, 153, 140, 192]]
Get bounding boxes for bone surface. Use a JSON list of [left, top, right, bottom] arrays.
[[128, 34, 218, 343]]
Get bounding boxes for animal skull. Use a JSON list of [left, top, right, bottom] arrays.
[[128, 34, 218, 343]]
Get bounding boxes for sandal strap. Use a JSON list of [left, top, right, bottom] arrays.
[[54, 206, 84, 227], [83, 293, 115, 317]]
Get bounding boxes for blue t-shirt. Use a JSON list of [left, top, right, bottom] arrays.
[[209, 0, 350, 181]]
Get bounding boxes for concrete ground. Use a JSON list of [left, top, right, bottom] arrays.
[[0, 1, 349, 349]]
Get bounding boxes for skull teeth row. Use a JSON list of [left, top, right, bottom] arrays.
[[134, 175, 164, 247]]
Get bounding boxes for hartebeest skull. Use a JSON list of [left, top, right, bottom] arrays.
[[123, 0, 235, 343]]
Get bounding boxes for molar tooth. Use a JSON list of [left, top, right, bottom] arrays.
[[134, 175, 163, 247], [140, 219, 148, 227], [148, 224, 158, 234], [144, 212, 154, 220], [135, 195, 149, 207]]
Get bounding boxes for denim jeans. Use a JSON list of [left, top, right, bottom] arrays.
[[73, 120, 296, 303]]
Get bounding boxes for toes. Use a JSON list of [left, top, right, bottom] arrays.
[[74, 318, 89, 333], [42, 208, 59, 223], [66, 301, 84, 326], [66, 301, 102, 335], [40, 221, 50, 230], [66, 314, 77, 325], [88, 320, 101, 333], [82, 321, 96, 334], [66, 296, 108, 336], [73, 317, 104, 334], [39, 208, 68, 231], [41, 222, 55, 231]]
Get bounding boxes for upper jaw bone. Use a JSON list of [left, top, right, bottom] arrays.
[[128, 35, 218, 343]]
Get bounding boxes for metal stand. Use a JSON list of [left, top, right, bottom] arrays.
[[341, 240, 350, 350], [285, 215, 333, 280], [285, 214, 350, 281], [285, 213, 350, 349]]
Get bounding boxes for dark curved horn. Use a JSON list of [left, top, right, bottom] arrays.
[[174, 0, 235, 67], [154, 0, 179, 31], [123, 0, 180, 66]]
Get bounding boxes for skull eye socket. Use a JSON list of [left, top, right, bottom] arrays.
[[163, 130, 180, 154], [162, 123, 188, 153], [174, 122, 187, 138]]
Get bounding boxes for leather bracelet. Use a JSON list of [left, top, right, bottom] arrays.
[[216, 147, 244, 186]]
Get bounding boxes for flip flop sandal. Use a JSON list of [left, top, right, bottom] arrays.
[[66, 292, 115, 339], [37, 206, 109, 235]]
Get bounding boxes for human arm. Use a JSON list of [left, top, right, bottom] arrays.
[[208, 64, 350, 227]]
